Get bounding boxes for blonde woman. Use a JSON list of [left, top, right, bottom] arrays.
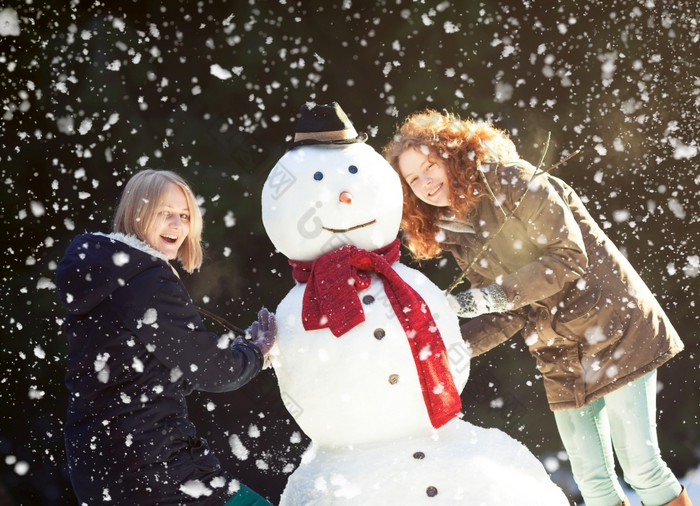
[[383, 110, 690, 506], [56, 169, 274, 505]]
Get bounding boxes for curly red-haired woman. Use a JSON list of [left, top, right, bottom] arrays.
[[384, 110, 689, 506]]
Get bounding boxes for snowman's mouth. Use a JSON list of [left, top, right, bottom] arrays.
[[322, 219, 376, 233]]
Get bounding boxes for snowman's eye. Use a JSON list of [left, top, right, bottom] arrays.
[[348, 165, 358, 174], [313, 171, 324, 181]]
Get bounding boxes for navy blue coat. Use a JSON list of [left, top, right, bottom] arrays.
[[55, 233, 264, 505]]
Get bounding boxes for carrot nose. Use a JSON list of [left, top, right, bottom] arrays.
[[339, 191, 353, 204]]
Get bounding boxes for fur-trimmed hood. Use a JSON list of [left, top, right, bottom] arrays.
[[56, 232, 170, 316]]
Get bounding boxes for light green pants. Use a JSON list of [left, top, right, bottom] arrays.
[[554, 370, 682, 506]]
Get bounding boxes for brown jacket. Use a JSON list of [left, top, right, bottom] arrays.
[[440, 160, 683, 411]]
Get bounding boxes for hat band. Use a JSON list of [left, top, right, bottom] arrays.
[[293, 127, 359, 143]]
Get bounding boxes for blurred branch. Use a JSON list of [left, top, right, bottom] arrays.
[[445, 135, 581, 294], [195, 304, 247, 336]]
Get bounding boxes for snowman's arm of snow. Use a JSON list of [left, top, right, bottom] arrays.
[[265, 284, 306, 370], [459, 309, 528, 357]]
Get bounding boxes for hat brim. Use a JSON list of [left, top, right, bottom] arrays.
[[287, 131, 368, 151]]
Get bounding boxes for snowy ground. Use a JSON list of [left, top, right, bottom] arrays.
[[575, 465, 700, 505]]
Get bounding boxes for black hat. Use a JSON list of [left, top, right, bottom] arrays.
[[288, 102, 367, 150]]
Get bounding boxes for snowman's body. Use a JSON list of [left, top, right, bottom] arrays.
[[274, 265, 468, 449], [262, 141, 568, 505]]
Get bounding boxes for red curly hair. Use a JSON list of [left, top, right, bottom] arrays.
[[383, 109, 520, 260]]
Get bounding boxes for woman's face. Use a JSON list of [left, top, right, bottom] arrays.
[[398, 147, 451, 207], [144, 182, 190, 260]]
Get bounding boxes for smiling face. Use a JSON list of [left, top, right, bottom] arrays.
[[262, 143, 403, 261], [144, 182, 191, 260], [398, 147, 451, 207]]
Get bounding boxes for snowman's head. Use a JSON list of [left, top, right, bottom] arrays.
[[262, 142, 403, 261]]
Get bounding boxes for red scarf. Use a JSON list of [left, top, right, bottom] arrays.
[[288, 239, 461, 428]]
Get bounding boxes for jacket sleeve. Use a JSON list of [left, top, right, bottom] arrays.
[[120, 266, 263, 393], [460, 309, 528, 356], [496, 163, 588, 307]]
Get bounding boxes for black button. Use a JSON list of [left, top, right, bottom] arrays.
[[373, 328, 385, 340], [426, 486, 438, 497], [413, 451, 425, 460], [362, 295, 375, 305]]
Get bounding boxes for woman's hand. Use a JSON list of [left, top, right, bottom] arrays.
[[245, 307, 277, 356], [447, 284, 511, 318]]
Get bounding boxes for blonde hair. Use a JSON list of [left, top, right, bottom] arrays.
[[113, 169, 203, 272], [383, 109, 519, 260]]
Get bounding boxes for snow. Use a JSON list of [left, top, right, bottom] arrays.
[[1, 1, 697, 503], [280, 420, 569, 505], [229, 434, 250, 461], [180, 479, 213, 498], [0, 8, 20, 36], [112, 251, 130, 266], [140, 308, 157, 325]]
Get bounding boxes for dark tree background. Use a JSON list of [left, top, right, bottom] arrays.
[[1, 1, 697, 504]]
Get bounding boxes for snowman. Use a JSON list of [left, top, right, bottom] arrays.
[[261, 103, 568, 505]]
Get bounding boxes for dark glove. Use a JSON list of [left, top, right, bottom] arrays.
[[244, 307, 277, 356], [447, 284, 510, 318]]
